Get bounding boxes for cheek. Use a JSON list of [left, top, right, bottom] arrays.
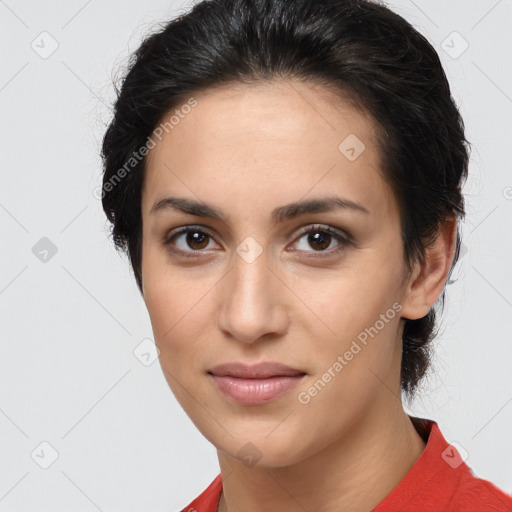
[[145, 281, 203, 350], [142, 250, 195, 351], [289, 255, 403, 341], [293, 313, 402, 439], [141, 251, 220, 371], [143, 273, 212, 406], [287, 251, 404, 396]]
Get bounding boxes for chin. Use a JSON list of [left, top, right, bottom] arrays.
[[211, 424, 312, 469]]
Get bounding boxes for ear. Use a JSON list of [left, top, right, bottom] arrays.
[[400, 215, 458, 320]]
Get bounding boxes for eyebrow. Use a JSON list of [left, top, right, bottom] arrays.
[[149, 195, 370, 223]]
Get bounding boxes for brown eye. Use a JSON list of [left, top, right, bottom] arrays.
[[183, 230, 210, 250], [306, 231, 332, 251], [163, 226, 218, 257], [291, 224, 352, 257]]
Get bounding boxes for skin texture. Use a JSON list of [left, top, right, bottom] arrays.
[[140, 79, 457, 512]]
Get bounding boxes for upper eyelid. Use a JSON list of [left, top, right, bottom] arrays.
[[294, 223, 349, 239], [164, 224, 216, 243]]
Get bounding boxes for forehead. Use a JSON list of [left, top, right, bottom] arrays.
[[142, 79, 394, 221]]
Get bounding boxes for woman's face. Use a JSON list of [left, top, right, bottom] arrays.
[[140, 80, 413, 467]]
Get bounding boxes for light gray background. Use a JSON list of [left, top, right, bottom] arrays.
[[0, 0, 511, 510]]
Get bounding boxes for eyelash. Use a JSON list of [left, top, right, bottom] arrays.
[[162, 224, 352, 259]]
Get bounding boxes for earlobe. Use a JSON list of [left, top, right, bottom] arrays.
[[400, 216, 458, 320]]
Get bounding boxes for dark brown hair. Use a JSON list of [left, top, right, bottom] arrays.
[[100, 0, 469, 398]]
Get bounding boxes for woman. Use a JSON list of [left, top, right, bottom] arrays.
[[100, 0, 512, 510]]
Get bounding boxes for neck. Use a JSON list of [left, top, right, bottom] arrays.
[[217, 400, 426, 512]]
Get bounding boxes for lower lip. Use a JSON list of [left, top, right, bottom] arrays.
[[209, 374, 306, 405]]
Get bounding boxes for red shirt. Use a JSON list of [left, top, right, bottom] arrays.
[[181, 417, 512, 512]]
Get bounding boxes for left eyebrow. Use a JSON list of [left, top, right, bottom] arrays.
[[149, 195, 370, 223], [272, 196, 370, 223]]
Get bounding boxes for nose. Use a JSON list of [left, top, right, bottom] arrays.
[[216, 251, 289, 344]]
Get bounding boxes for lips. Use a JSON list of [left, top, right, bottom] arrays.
[[208, 361, 306, 379], [208, 362, 307, 405]]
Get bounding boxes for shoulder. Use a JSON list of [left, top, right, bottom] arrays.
[[180, 473, 222, 512], [450, 471, 512, 512], [374, 417, 512, 512]]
